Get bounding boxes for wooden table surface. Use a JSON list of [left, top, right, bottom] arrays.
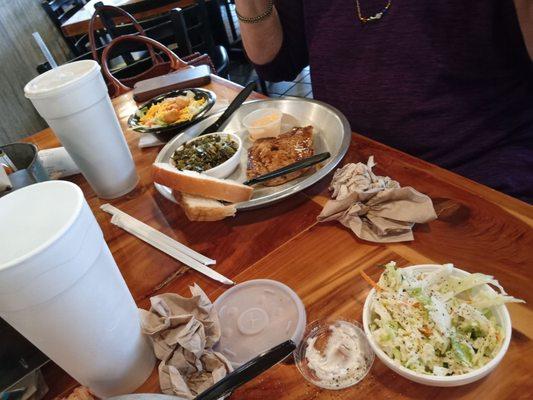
[[26, 76, 533, 400], [61, 0, 193, 37]]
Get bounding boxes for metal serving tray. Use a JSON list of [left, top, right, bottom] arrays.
[[154, 98, 351, 211]]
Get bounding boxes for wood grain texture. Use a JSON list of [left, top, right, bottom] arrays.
[[0, 0, 72, 145], [61, 0, 194, 37], [305, 137, 533, 304], [24, 76, 532, 399], [133, 223, 533, 399], [217, 225, 533, 400]]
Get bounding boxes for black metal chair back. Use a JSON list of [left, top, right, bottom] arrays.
[[41, 0, 86, 26], [93, 1, 228, 76], [178, 0, 228, 76], [83, 4, 185, 66], [218, 0, 239, 45], [37, 2, 229, 80], [37, 7, 201, 79], [180, 0, 215, 55], [41, 0, 88, 55]]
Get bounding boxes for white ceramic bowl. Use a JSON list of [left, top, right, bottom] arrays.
[[170, 132, 242, 179], [362, 264, 512, 387]]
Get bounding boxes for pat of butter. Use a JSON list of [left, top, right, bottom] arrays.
[[250, 114, 279, 127]]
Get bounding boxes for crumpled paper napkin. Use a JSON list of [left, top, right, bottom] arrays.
[[317, 156, 437, 242], [139, 284, 233, 399]]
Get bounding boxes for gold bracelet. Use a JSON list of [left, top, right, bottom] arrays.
[[236, 0, 274, 24]]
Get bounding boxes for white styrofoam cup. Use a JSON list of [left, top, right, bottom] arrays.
[[0, 181, 155, 397], [24, 60, 138, 199]]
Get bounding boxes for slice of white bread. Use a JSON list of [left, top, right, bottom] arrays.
[[152, 163, 253, 203], [175, 192, 236, 221]]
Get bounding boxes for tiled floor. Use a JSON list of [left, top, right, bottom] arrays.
[[228, 60, 313, 99], [267, 67, 313, 98]]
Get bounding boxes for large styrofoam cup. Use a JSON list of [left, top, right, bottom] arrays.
[[24, 60, 138, 199], [0, 181, 155, 397]]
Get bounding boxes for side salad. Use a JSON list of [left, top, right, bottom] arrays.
[[365, 262, 524, 376], [138, 91, 207, 128]]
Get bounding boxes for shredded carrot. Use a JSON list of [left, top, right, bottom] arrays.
[[419, 326, 432, 336], [361, 270, 382, 292]]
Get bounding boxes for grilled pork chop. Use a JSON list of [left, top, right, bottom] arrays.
[[247, 126, 314, 186]]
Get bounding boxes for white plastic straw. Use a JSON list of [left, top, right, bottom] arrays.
[[33, 32, 58, 69]]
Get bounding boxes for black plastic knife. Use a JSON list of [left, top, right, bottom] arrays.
[[199, 82, 256, 136], [195, 340, 296, 400], [105, 341, 296, 400]]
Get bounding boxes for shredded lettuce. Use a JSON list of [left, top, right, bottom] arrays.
[[450, 335, 473, 367], [469, 291, 524, 309]]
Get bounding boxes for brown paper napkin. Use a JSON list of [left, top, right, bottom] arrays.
[[140, 284, 233, 399], [318, 157, 437, 242]]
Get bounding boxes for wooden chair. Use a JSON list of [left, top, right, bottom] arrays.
[[83, 2, 150, 65], [89, 1, 229, 77], [119, 0, 230, 77], [36, 48, 168, 83], [41, 0, 88, 56], [119, 0, 182, 14], [36, 6, 226, 80], [73, 2, 188, 62], [36, 6, 167, 77], [37, 6, 181, 76]]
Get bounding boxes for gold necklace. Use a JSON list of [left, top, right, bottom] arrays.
[[355, 0, 392, 23]]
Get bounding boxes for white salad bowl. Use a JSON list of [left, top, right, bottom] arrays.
[[362, 264, 512, 387], [171, 132, 242, 179]]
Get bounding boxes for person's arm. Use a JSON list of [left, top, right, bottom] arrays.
[[234, 0, 283, 65], [235, 0, 309, 81], [514, 0, 533, 61]]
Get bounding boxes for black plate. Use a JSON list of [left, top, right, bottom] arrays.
[[127, 88, 216, 142]]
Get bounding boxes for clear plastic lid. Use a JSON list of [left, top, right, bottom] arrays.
[[294, 319, 374, 390], [24, 60, 100, 99], [213, 279, 306, 368]]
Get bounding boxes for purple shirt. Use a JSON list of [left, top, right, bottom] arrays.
[[254, 0, 533, 202]]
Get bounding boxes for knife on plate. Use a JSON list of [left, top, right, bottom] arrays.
[[243, 152, 331, 186], [199, 82, 256, 136]]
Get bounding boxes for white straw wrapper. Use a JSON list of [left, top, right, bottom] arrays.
[[102, 203, 215, 265], [101, 204, 234, 285]]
